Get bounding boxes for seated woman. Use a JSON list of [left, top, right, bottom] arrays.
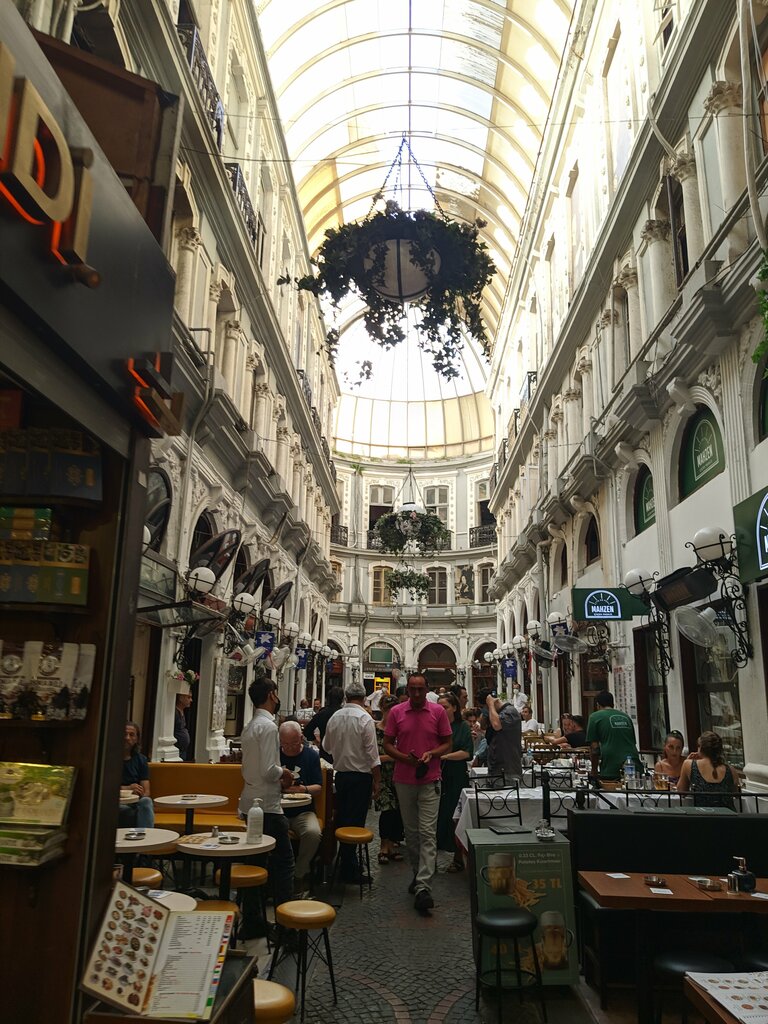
[[553, 714, 587, 749], [120, 721, 155, 828], [676, 731, 740, 809], [654, 730, 685, 786]]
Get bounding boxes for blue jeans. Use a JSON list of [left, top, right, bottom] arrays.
[[119, 797, 154, 829]]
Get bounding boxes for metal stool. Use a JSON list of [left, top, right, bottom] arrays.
[[253, 979, 295, 1023], [653, 951, 734, 1023], [214, 865, 270, 947], [131, 867, 163, 888], [330, 826, 373, 899], [475, 908, 547, 1024], [268, 899, 337, 1022]]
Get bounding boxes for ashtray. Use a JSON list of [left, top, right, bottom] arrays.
[[218, 834, 239, 844], [181, 794, 197, 800], [696, 878, 722, 891], [534, 827, 556, 842], [124, 831, 146, 841], [643, 875, 666, 886]]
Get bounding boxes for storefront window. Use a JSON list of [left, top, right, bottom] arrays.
[[679, 407, 725, 498], [634, 626, 669, 751], [633, 466, 656, 534], [688, 620, 745, 767]]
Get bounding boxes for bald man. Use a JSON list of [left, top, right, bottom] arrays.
[[279, 721, 322, 894]]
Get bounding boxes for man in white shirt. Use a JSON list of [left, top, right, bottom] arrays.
[[239, 677, 295, 938], [323, 681, 381, 883], [520, 703, 542, 734], [365, 682, 387, 716]]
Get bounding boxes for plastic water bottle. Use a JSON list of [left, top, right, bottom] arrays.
[[623, 756, 636, 787], [247, 797, 264, 844]]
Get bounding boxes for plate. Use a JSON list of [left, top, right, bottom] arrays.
[[284, 794, 308, 801]]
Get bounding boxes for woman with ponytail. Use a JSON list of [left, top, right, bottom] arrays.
[[676, 731, 740, 809]]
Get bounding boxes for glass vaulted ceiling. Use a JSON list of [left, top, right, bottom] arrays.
[[257, 0, 574, 460]]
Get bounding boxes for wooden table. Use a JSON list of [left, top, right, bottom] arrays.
[[684, 977, 741, 1024], [114, 827, 179, 884], [578, 871, 768, 1024], [176, 832, 276, 900], [154, 793, 228, 834]]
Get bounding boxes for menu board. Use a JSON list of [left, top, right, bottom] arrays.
[[82, 883, 233, 1019], [688, 973, 768, 1024], [468, 828, 578, 986]]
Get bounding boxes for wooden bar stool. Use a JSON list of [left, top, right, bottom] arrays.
[[214, 864, 270, 947], [475, 908, 547, 1024], [331, 826, 373, 899], [253, 979, 295, 1023], [131, 867, 163, 888], [268, 899, 337, 1022]]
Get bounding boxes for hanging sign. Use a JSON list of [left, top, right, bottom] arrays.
[[502, 657, 517, 679], [571, 587, 647, 621], [255, 631, 275, 658], [295, 645, 308, 670], [733, 485, 768, 585]]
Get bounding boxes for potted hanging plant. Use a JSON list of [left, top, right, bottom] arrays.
[[374, 509, 450, 556], [386, 567, 431, 603], [279, 199, 496, 380]]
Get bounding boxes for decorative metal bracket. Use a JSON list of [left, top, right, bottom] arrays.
[[685, 534, 753, 667]]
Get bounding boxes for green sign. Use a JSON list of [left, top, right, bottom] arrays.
[[571, 587, 648, 621], [734, 485, 768, 585], [635, 469, 656, 533], [680, 409, 724, 497]]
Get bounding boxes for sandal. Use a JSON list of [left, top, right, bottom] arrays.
[[389, 851, 404, 862], [446, 861, 465, 873], [377, 852, 390, 864]]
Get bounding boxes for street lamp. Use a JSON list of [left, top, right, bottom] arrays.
[[685, 526, 753, 666]]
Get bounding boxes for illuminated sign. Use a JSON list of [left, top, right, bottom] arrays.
[[0, 43, 93, 266], [571, 587, 648, 621]]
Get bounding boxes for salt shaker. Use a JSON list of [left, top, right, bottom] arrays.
[[211, 825, 220, 840]]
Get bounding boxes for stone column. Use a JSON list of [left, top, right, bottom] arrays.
[[563, 387, 582, 464], [221, 320, 241, 397], [704, 81, 747, 252], [669, 150, 705, 266], [174, 227, 201, 323], [276, 425, 291, 486], [291, 439, 304, 507], [617, 266, 642, 363], [577, 348, 593, 434], [640, 219, 676, 326], [207, 280, 222, 364], [253, 382, 270, 447]]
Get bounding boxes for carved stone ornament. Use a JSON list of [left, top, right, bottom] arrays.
[[704, 81, 743, 117], [208, 279, 224, 304], [616, 265, 638, 291], [246, 351, 261, 373], [177, 226, 202, 251], [641, 219, 671, 245], [599, 309, 619, 329], [224, 319, 241, 340], [669, 150, 697, 183], [697, 363, 722, 406], [254, 381, 270, 398]]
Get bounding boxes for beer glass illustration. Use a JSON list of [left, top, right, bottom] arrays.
[[480, 852, 517, 896], [539, 910, 572, 969]]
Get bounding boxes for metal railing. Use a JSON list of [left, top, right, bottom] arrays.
[[311, 406, 322, 434], [223, 163, 258, 249], [497, 438, 508, 469], [296, 369, 312, 407], [489, 462, 498, 494], [330, 524, 348, 546], [470, 524, 496, 547], [367, 529, 452, 551], [177, 25, 223, 150]]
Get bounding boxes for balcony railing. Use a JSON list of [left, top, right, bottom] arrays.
[[224, 162, 258, 249], [320, 435, 330, 460], [489, 462, 498, 494], [329, 460, 337, 482], [178, 25, 223, 150], [330, 524, 348, 546], [297, 369, 312, 408], [470, 524, 497, 548], [311, 405, 323, 434], [497, 438, 508, 470], [367, 529, 452, 551]]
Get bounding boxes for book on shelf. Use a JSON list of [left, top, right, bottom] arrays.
[[0, 826, 67, 865], [82, 883, 234, 1020], [0, 762, 76, 826]]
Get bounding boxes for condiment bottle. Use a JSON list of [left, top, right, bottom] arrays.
[[733, 856, 756, 893], [210, 825, 219, 840], [247, 797, 264, 844]]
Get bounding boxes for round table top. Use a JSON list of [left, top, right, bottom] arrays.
[[119, 791, 139, 804], [148, 890, 197, 911], [115, 827, 179, 853], [176, 832, 276, 857], [153, 793, 229, 809], [281, 793, 313, 808]]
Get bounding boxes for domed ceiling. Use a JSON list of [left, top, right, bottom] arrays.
[[257, 0, 575, 459]]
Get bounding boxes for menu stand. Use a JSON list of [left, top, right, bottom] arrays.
[[83, 950, 256, 1024]]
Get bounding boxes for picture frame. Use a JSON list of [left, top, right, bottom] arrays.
[[225, 695, 237, 722], [227, 663, 245, 695]]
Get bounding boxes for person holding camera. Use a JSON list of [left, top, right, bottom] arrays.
[[481, 688, 522, 780]]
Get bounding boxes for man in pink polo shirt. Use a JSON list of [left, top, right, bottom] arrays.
[[383, 673, 452, 913]]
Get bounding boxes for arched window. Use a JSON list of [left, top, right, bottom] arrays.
[[145, 468, 172, 552], [427, 567, 447, 606], [584, 516, 600, 565], [679, 406, 725, 498], [371, 566, 391, 606], [189, 511, 215, 562], [233, 545, 249, 585], [634, 466, 656, 534], [559, 543, 568, 589], [759, 374, 768, 442]]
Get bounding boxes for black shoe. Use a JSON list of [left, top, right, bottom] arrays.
[[414, 889, 434, 912], [408, 874, 417, 894]]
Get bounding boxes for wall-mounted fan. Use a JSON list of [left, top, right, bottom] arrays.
[[531, 643, 556, 663], [676, 606, 719, 649], [553, 634, 588, 654]]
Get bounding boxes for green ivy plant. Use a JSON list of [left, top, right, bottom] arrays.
[[386, 567, 431, 603], [374, 509, 450, 556], [753, 250, 768, 373], [278, 200, 496, 380]]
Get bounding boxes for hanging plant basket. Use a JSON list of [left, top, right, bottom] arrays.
[[374, 509, 450, 556], [280, 199, 496, 380], [386, 567, 430, 603]]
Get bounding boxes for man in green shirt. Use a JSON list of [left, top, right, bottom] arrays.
[[587, 690, 642, 781]]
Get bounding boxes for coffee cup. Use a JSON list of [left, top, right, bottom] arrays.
[[481, 852, 516, 895], [539, 910, 572, 969]]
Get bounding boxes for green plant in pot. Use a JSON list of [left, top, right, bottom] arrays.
[[280, 198, 496, 380], [386, 567, 431, 603], [374, 507, 450, 556]]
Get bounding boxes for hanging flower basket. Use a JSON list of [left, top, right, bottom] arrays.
[[374, 510, 450, 556], [280, 200, 496, 379], [386, 567, 430, 603]]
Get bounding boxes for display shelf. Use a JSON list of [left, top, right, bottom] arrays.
[[0, 851, 67, 870], [0, 602, 89, 614], [0, 717, 84, 727]]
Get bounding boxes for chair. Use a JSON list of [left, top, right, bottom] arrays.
[[252, 979, 295, 1023], [214, 864, 270, 946], [131, 867, 163, 888], [330, 826, 373, 899], [267, 899, 337, 1023], [474, 907, 546, 1024], [577, 889, 634, 1010], [653, 951, 734, 1023], [473, 777, 523, 829]]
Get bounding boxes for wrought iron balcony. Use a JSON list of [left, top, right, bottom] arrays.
[[330, 524, 348, 546], [470, 524, 497, 548], [329, 460, 337, 482], [297, 369, 312, 407], [311, 406, 323, 434], [320, 435, 331, 460], [497, 438, 508, 469], [367, 529, 451, 551], [178, 25, 224, 150], [224, 163, 258, 249], [489, 462, 498, 494]]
